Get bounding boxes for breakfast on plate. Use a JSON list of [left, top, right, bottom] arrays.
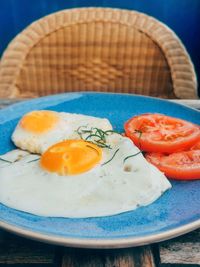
[[0, 110, 199, 218]]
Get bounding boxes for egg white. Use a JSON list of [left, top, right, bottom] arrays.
[[0, 134, 171, 218], [12, 111, 113, 154]]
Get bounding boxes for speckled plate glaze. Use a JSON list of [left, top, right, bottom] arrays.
[[0, 92, 200, 248]]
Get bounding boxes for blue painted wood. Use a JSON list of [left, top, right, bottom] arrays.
[[0, 0, 199, 93]]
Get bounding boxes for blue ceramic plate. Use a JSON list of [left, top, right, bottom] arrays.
[[0, 92, 199, 248]]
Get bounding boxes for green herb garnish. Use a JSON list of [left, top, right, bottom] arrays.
[[0, 156, 40, 164], [28, 158, 40, 163], [101, 148, 120, 166], [123, 151, 142, 163], [76, 126, 120, 149], [86, 144, 101, 154], [76, 125, 89, 138], [135, 129, 143, 149], [0, 157, 12, 163]]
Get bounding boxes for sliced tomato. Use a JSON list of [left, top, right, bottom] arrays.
[[145, 151, 200, 180], [190, 140, 200, 150], [124, 113, 200, 153]]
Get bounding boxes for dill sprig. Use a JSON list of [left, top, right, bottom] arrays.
[[123, 151, 142, 163], [0, 156, 40, 164], [101, 148, 120, 166], [76, 125, 89, 139], [28, 158, 40, 163], [76, 126, 120, 149], [123, 129, 143, 163], [85, 144, 102, 156], [134, 129, 143, 149], [135, 129, 143, 138], [0, 157, 12, 163]]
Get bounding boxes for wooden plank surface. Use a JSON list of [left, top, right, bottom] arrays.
[[62, 246, 155, 267], [158, 229, 200, 266], [0, 229, 156, 267], [0, 230, 58, 266], [0, 98, 199, 267]]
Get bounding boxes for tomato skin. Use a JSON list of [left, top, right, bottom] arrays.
[[124, 113, 200, 154], [191, 140, 200, 150], [145, 151, 200, 180]]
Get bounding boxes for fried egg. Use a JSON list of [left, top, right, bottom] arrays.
[[0, 132, 171, 218], [12, 110, 112, 154]]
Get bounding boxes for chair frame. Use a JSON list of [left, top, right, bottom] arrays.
[[0, 8, 198, 98]]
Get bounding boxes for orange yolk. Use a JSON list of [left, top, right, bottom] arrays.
[[20, 110, 59, 133], [40, 140, 102, 175]]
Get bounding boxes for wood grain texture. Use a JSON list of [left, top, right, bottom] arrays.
[[0, 230, 58, 266], [158, 229, 200, 266], [62, 246, 155, 267]]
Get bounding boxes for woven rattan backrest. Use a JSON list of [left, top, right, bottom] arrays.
[[0, 8, 197, 98]]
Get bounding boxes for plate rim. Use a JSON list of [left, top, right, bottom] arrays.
[[0, 92, 199, 248], [0, 91, 199, 117], [0, 219, 199, 248]]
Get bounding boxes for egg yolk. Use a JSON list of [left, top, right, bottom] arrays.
[[20, 110, 59, 133], [40, 140, 102, 175]]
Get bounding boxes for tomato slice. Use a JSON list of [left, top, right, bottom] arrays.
[[124, 113, 200, 153], [145, 151, 200, 180], [191, 140, 200, 150]]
